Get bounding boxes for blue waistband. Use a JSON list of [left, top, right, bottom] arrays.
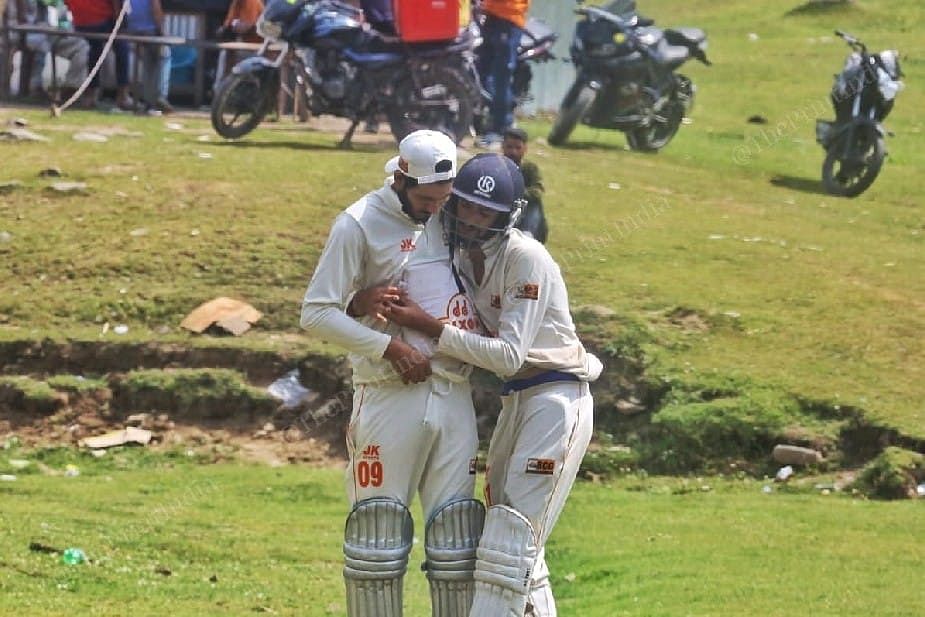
[[502, 370, 580, 395]]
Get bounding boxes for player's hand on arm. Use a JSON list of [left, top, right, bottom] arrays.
[[347, 286, 402, 323], [385, 293, 445, 339], [382, 337, 432, 384]]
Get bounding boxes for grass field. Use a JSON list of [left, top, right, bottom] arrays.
[[2, 0, 922, 444], [1, 457, 923, 616], [2, 2, 925, 612]]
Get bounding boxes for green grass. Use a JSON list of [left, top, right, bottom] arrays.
[[1, 0, 924, 443], [1, 462, 922, 616]]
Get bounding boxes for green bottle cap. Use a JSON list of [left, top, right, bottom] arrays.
[[62, 548, 86, 565]]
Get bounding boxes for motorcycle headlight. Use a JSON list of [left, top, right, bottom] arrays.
[[256, 15, 283, 41]]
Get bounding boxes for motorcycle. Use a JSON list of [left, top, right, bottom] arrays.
[[815, 30, 902, 197], [548, 0, 710, 151], [210, 0, 476, 146]]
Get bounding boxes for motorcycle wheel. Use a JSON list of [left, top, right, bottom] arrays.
[[211, 72, 270, 139], [387, 68, 473, 145], [626, 99, 684, 152], [547, 83, 595, 146], [821, 133, 885, 198]]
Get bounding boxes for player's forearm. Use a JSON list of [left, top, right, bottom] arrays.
[[437, 325, 524, 378], [300, 303, 391, 359]]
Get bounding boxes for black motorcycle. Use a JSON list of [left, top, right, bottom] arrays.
[[210, 0, 475, 146], [548, 0, 710, 151], [815, 30, 903, 197]]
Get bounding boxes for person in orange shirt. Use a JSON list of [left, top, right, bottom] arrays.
[[213, 0, 264, 92], [476, 0, 530, 148]]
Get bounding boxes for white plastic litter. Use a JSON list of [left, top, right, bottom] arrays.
[[775, 465, 794, 482], [267, 370, 313, 408]]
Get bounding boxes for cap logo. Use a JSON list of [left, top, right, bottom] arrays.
[[476, 175, 496, 194]]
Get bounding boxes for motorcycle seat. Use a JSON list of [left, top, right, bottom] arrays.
[[343, 47, 404, 68], [664, 27, 706, 47], [652, 39, 690, 68]]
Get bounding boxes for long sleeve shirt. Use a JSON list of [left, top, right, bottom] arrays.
[[301, 180, 470, 385], [436, 229, 601, 381]]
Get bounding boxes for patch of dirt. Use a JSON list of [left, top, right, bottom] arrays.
[[0, 392, 348, 466], [667, 307, 710, 332], [0, 339, 353, 465]]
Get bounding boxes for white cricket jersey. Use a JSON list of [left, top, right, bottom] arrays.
[[437, 229, 601, 380], [301, 179, 471, 385]]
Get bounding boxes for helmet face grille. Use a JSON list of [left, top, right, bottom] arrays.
[[441, 197, 520, 250]]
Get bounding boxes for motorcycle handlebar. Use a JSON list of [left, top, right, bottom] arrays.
[[835, 29, 866, 53]]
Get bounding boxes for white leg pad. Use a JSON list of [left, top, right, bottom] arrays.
[[343, 497, 414, 617], [468, 505, 538, 617], [423, 498, 486, 617]]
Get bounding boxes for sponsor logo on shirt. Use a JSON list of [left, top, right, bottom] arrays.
[[490, 294, 501, 309], [515, 283, 540, 300], [469, 458, 478, 475], [447, 293, 478, 331], [361, 444, 381, 460], [525, 458, 555, 475], [399, 238, 416, 252]]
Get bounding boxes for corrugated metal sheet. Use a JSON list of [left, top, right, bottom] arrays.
[[522, 0, 579, 113], [163, 13, 205, 39]]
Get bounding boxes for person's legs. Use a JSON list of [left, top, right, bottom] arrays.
[[138, 44, 159, 107], [56, 36, 90, 88], [24, 33, 49, 95], [112, 36, 132, 107], [417, 379, 478, 519], [75, 22, 114, 103], [417, 379, 481, 617], [481, 381, 594, 617], [345, 381, 435, 506], [156, 44, 172, 110], [481, 15, 521, 137], [343, 381, 436, 617]]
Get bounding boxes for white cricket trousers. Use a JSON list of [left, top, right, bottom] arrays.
[[484, 380, 594, 617], [345, 377, 478, 519]]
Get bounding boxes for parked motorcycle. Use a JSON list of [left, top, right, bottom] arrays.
[[815, 30, 902, 197], [210, 0, 476, 146], [548, 0, 710, 151]]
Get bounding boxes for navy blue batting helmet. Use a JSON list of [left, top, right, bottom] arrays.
[[442, 153, 526, 248], [451, 153, 525, 212]]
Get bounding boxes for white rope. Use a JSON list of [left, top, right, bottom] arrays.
[[52, 0, 131, 116]]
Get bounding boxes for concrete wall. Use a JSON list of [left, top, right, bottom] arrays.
[[522, 0, 579, 114]]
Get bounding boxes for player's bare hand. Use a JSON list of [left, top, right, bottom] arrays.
[[386, 295, 445, 339], [383, 338, 432, 384], [348, 285, 402, 323]]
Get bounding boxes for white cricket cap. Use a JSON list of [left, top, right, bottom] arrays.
[[384, 130, 457, 184]]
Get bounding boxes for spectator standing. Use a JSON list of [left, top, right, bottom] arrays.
[[213, 0, 263, 91], [124, 0, 171, 113], [65, 0, 133, 109], [476, 0, 530, 148]]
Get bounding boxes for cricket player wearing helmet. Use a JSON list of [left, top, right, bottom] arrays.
[[386, 153, 603, 617], [301, 131, 485, 617]]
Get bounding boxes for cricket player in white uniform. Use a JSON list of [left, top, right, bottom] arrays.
[[300, 131, 486, 617], [386, 153, 603, 617]]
